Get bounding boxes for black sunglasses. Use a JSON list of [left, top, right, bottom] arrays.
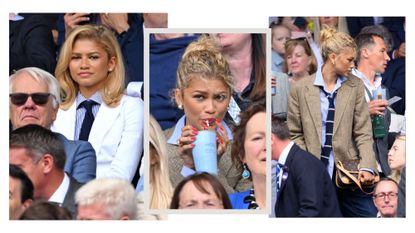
[[9, 93, 51, 106]]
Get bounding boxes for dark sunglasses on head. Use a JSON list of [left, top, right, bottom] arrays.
[[9, 93, 51, 106]]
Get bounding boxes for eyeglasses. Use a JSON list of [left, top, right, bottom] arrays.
[[373, 192, 398, 201], [9, 93, 51, 106]]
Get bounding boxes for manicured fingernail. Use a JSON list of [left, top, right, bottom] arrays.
[[192, 130, 198, 135], [191, 144, 195, 148], [191, 136, 196, 141]]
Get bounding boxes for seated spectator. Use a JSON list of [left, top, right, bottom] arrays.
[[75, 178, 138, 220], [10, 67, 96, 183], [170, 172, 232, 209], [270, 22, 291, 72], [209, 33, 266, 127], [229, 101, 266, 209], [20, 201, 72, 220], [10, 124, 84, 218], [388, 135, 406, 217], [52, 24, 143, 182], [373, 178, 399, 217], [283, 37, 317, 84], [165, 35, 251, 193], [9, 164, 34, 220]]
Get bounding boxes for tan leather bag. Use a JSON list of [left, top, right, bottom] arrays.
[[335, 159, 380, 194]]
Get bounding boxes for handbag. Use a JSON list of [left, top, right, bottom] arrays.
[[335, 159, 380, 194]]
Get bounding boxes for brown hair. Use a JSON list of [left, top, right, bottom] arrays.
[[283, 38, 318, 74], [20, 201, 72, 220], [170, 172, 232, 209], [231, 100, 266, 173]]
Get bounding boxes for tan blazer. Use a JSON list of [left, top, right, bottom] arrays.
[[287, 73, 377, 172], [164, 127, 252, 193]]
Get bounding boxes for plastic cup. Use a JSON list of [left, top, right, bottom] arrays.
[[192, 130, 218, 174]]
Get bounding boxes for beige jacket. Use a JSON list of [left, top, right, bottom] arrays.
[[287, 73, 377, 172]]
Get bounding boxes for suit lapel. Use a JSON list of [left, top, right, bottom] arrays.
[[88, 100, 123, 153], [333, 77, 355, 135], [277, 144, 297, 199], [304, 80, 322, 145], [55, 103, 77, 140]]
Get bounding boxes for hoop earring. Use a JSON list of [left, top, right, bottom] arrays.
[[242, 164, 251, 179]]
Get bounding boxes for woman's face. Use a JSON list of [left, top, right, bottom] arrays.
[[272, 27, 291, 55], [388, 139, 406, 170], [178, 181, 224, 209], [286, 45, 311, 78], [69, 39, 116, 96], [332, 47, 356, 77], [243, 112, 266, 177], [176, 77, 230, 130]]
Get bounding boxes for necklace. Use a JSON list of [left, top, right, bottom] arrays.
[[243, 188, 259, 209]]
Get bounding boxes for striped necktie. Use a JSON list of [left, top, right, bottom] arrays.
[[320, 88, 337, 166]]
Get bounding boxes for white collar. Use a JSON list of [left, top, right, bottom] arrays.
[[278, 141, 294, 166], [48, 173, 70, 205]]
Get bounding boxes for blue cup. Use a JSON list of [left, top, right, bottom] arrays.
[[192, 130, 217, 174]]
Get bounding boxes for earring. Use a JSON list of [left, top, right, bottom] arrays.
[[178, 104, 183, 110], [242, 164, 251, 179]]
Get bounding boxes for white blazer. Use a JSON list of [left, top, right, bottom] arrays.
[[52, 95, 144, 181]]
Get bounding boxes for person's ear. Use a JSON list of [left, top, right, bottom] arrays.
[[329, 53, 337, 65], [175, 88, 183, 109], [362, 47, 371, 59], [41, 154, 54, 174], [108, 56, 116, 72]]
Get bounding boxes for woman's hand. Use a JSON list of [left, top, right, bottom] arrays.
[[215, 119, 229, 161], [358, 170, 375, 185], [177, 125, 198, 169]]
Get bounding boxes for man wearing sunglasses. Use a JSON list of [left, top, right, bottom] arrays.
[[9, 67, 96, 184]]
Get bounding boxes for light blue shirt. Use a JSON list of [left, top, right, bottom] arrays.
[[314, 67, 347, 178], [167, 115, 233, 177], [75, 92, 102, 140], [271, 50, 284, 73]]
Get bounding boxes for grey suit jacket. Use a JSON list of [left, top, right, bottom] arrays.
[[62, 177, 84, 219], [287, 73, 377, 172], [164, 127, 251, 193], [56, 133, 96, 183]]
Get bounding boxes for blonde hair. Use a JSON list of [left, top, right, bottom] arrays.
[[319, 26, 356, 62], [175, 35, 233, 97], [55, 25, 125, 110], [312, 17, 350, 45], [149, 115, 172, 209]]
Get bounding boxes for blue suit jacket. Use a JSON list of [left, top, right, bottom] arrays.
[[275, 144, 342, 217], [56, 133, 96, 183]]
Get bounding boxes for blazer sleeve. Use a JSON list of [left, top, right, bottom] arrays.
[[108, 97, 144, 181], [288, 83, 306, 150], [352, 79, 378, 172], [293, 154, 326, 217], [71, 141, 97, 183]]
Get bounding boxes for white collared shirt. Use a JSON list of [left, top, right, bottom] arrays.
[[352, 69, 384, 102], [48, 173, 70, 205]]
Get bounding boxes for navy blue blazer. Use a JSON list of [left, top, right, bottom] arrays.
[[9, 13, 56, 75], [275, 143, 342, 217], [56, 133, 96, 183]]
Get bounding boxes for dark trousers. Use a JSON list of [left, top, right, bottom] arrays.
[[336, 187, 377, 217]]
